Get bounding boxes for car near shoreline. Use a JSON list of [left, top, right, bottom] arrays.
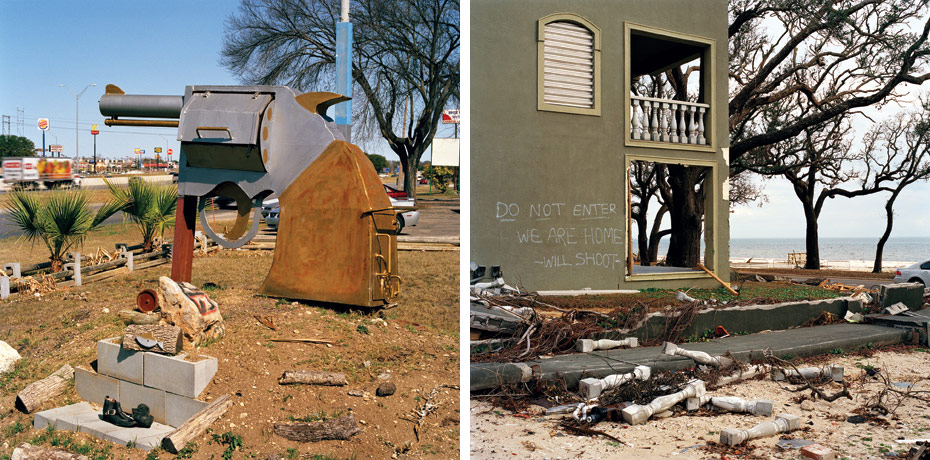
[[894, 260, 930, 286]]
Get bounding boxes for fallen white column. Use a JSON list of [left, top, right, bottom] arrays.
[[575, 337, 639, 353], [713, 364, 770, 388], [720, 414, 801, 446], [578, 365, 650, 399], [686, 395, 773, 416], [662, 342, 735, 368], [772, 365, 844, 383], [621, 379, 705, 425]]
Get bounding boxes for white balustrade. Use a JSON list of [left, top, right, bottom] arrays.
[[630, 95, 710, 146]]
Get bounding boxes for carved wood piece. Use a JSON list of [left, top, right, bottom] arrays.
[[278, 370, 347, 386], [686, 395, 773, 416], [273, 415, 361, 442], [772, 365, 844, 383], [15, 364, 74, 413], [121, 324, 183, 355], [161, 394, 232, 454], [720, 414, 801, 446]]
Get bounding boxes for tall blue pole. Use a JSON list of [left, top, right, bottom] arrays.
[[335, 19, 353, 141], [42, 131, 45, 158]]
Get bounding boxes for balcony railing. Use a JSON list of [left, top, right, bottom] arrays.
[[630, 95, 709, 146]]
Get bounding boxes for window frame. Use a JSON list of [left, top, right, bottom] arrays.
[[624, 22, 716, 153], [537, 13, 602, 116], [623, 154, 721, 282]]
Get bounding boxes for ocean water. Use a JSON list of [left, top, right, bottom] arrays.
[[729, 237, 930, 263], [641, 237, 930, 264]]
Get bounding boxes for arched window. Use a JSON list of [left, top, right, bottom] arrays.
[[538, 14, 601, 115]]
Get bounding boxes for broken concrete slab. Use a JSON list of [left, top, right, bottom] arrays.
[[800, 443, 836, 460], [471, 323, 908, 391], [34, 402, 173, 451], [880, 283, 925, 310], [885, 302, 909, 315]]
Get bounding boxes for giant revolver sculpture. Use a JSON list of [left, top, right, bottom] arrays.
[[100, 84, 400, 307]]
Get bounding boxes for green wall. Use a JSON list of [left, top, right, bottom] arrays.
[[471, 0, 730, 291]]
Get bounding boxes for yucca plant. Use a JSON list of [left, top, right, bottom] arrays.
[[106, 178, 177, 252], [5, 190, 124, 272]]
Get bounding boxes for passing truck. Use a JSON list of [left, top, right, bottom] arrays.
[[1, 157, 81, 189]]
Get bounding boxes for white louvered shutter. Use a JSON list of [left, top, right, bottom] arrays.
[[543, 21, 595, 109]]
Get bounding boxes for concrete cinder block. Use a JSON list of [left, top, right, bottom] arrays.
[[102, 424, 175, 451], [75, 366, 119, 405], [56, 411, 105, 432], [166, 392, 208, 427], [33, 402, 95, 430], [143, 352, 217, 398], [119, 380, 166, 425], [97, 337, 144, 384], [800, 443, 836, 460], [881, 283, 925, 310]]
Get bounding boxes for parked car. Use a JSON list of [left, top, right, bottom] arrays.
[[389, 195, 419, 234], [894, 260, 930, 286], [383, 184, 408, 199], [261, 198, 279, 220], [265, 205, 280, 228], [419, 177, 428, 184]]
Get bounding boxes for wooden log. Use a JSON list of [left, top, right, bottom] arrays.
[[117, 309, 161, 325], [161, 394, 232, 454], [122, 324, 183, 355], [273, 415, 361, 442], [269, 338, 333, 345], [15, 364, 74, 413], [11, 442, 88, 460], [696, 263, 739, 296], [278, 370, 347, 386]]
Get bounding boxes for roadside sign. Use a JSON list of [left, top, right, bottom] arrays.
[[441, 109, 460, 124], [167, 148, 173, 156], [134, 148, 140, 155], [49, 145, 63, 153], [154, 147, 162, 153], [37, 118, 49, 131]]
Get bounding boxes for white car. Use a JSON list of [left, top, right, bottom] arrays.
[[389, 196, 419, 234], [261, 198, 279, 220], [265, 205, 280, 228], [263, 196, 418, 233], [894, 260, 930, 286]]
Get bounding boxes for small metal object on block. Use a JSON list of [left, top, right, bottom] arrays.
[[137, 289, 159, 312]]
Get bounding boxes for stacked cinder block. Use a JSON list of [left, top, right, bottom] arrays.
[[75, 337, 218, 427]]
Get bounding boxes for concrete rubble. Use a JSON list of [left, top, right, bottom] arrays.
[[0, 340, 22, 375]]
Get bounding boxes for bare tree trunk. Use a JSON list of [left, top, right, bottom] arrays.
[[873, 190, 901, 273], [403, 160, 418, 198], [665, 165, 705, 267], [634, 214, 651, 265], [802, 200, 821, 270]]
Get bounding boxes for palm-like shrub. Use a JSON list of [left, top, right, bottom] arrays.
[[106, 178, 177, 252], [5, 190, 123, 272]]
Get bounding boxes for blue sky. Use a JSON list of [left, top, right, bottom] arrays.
[[0, 1, 455, 165]]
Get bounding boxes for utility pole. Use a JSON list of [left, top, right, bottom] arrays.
[[335, 0, 353, 141], [59, 83, 96, 165]]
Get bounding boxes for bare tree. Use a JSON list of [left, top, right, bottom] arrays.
[[860, 106, 930, 272], [738, 108, 896, 269], [221, 0, 459, 197], [630, 161, 670, 266]]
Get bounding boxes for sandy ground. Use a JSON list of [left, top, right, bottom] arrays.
[[471, 347, 930, 459]]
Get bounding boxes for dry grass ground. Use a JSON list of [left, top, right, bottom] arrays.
[[0, 244, 459, 459]]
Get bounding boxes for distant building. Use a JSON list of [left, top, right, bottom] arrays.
[[471, 0, 730, 291]]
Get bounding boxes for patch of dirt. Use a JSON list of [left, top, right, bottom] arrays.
[[0, 249, 459, 460]]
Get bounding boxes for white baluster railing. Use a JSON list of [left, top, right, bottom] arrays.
[[630, 95, 710, 146]]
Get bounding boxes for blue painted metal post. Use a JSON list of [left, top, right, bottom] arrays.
[[335, 21, 353, 142], [42, 131, 45, 158]]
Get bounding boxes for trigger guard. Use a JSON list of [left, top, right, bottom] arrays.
[[198, 197, 262, 249]]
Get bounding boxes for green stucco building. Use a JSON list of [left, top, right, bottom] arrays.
[[471, 0, 730, 291]]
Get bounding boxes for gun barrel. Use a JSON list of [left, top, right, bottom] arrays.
[[99, 94, 183, 119]]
